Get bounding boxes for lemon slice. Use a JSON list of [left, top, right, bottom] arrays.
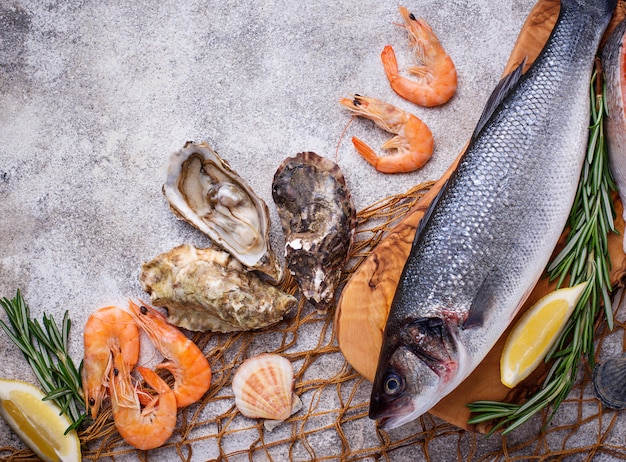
[[0, 378, 81, 462], [500, 281, 588, 388]]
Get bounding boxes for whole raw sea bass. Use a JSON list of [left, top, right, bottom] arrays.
[[370, 0, 616, 430], [601, 18, 626, 252]]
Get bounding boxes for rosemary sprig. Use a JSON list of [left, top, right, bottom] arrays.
[[467, 64, 617, 435], [0, 289, 86, 432]]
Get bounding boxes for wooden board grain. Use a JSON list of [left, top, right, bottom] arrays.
[[334, 0, 626, 433]]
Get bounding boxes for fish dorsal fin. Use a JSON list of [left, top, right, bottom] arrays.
[[410, 178, 449, 251], [471, 57, 528, 140]]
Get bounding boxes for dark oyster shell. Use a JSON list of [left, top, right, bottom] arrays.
[[593, 356, 626, 409], [272, 152, 356, 312]]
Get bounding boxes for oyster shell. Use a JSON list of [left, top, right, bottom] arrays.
[[163, 141, 281, 281], [139, 244, 296, 332], [593, 356, 626, 409], [232, 353, 302, 431], [272, 152, 356, 312]]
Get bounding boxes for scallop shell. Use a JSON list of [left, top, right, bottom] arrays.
[[163, 141, 281, 281], [140, 244, 296, 332], [232, 353, 300, 429], [593, 356, 626, 409], [272, 152, 356, 312]]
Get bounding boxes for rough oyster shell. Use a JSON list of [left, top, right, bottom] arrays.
[[272, 152, 356, 311], [163, 141, 281, 280], [232, 353, 302, 431], [139, 244, 296, 332], [593, 356, 626, 410]]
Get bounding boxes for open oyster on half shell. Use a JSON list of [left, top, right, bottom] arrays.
[[272, 152, 356, 312], [140, 244, 296, 332], [163, 142, 281, 281]]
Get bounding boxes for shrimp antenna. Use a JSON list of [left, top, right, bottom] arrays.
[[335, 117, 355, 163]]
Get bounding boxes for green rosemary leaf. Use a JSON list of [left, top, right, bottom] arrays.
[[603, 288, 613, 331], [28, 318, 54, 353], [0, 319, 28, 354], [61, 312, 71, 349], [547, 229, 583, 273], [587, 130, 599, 163]]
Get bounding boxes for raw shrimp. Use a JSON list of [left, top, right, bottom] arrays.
[[109, 343, 177, 450], [127, 300, 211, 407], [381, 6, 457, 107], [82, 305, 140, 418], [339, 94, 434, 173]]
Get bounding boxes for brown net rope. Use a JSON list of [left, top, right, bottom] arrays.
[[1, 181, 626, 461]]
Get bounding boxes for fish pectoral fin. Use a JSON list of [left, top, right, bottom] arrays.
[[471, 57, 527, 140], [462, 275, 497, 330]]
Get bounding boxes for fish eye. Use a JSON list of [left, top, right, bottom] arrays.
[[384, 373, 403, 395], [140, 305, 148, 315]]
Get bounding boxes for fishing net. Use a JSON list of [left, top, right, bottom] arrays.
[[1, 180, 626, 461]]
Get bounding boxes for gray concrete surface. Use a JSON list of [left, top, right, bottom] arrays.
[[1, 0, 624, 460]]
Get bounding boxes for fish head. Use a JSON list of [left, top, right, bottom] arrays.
[[369, 316, 459, 430]]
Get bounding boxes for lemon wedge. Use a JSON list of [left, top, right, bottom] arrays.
[[500, 281, 588, 388], [0, 378, 81, 462]]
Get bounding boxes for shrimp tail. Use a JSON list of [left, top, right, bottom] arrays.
[[351, 136, 380, 168], [136, 366, 171, 396], [381, 45, 401, 85]]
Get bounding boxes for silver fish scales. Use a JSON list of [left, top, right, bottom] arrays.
[[370, 0, 616, 429]]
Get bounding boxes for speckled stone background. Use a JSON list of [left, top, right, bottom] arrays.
[[2, 0, 625, 460]]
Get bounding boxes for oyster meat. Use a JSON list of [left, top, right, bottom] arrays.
[[163, 141, 281, 281], [272, 152, 356, 311], [139, 244, 296, 332]]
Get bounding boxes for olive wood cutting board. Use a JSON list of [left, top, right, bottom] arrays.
[[334, 0, 626, 433]]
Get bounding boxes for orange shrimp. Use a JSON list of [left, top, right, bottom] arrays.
[[109, 343, 177, 450], [381, 6, 457, 107], [82, 305, 140, 418], [339, 94, 434, 173], [127, 300, 211, 408]]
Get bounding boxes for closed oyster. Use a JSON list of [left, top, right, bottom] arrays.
[[272, 152, 356, 312], [593, 356, 626, 410], [139, 244, 296, 332], [163, 141, 281, 281], [232, 353, 302, 431]]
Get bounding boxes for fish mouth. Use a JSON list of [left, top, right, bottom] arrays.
[[373, 387, 450, 430], [370, 393, 415, 430], [378, 410, 416, 431]]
